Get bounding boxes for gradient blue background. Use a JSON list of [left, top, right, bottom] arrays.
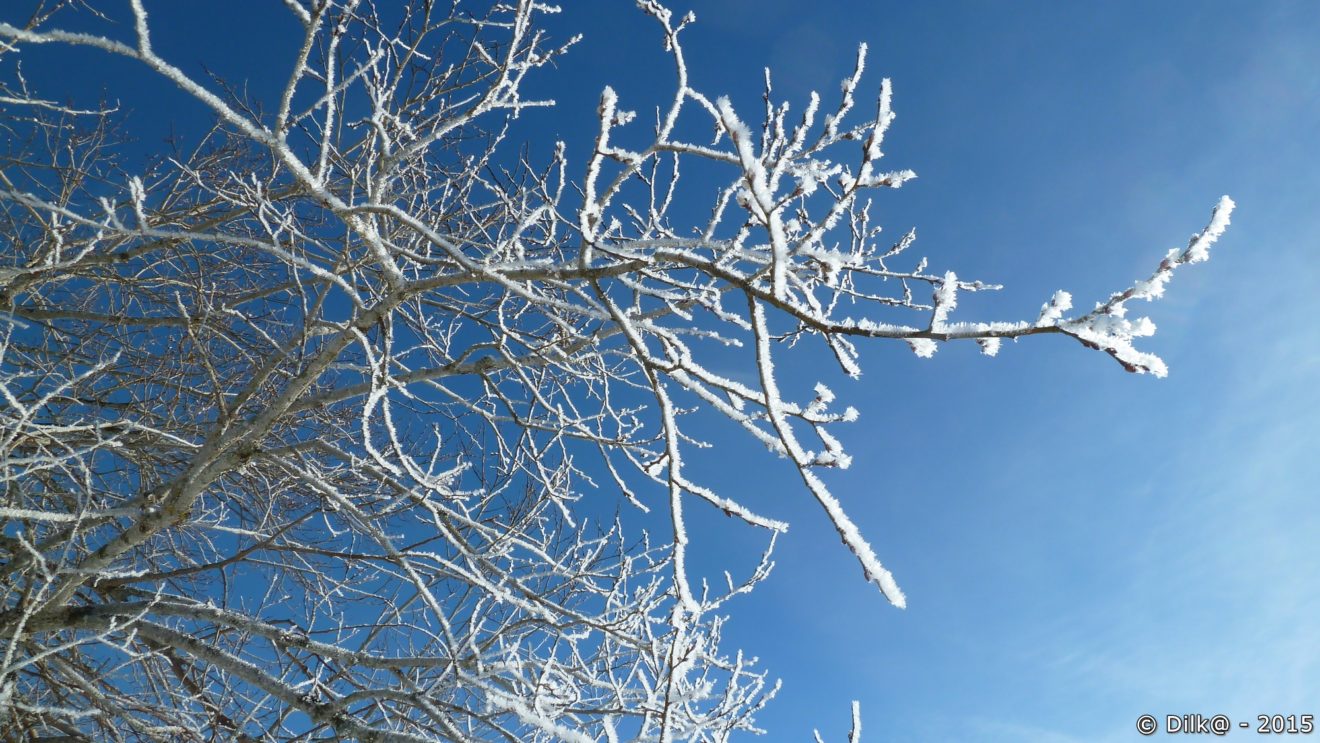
[[543, 3, 1320, 740], [16, 2, 1320, 740]]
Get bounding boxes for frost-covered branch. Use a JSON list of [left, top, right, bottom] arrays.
[[0, 0, 1230, 739]]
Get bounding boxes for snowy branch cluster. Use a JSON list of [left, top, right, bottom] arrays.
[[0, 0, 1230, 740]]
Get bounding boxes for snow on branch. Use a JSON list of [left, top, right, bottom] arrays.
[[0, 0, 1230, 739], [1058, 196, 1235, 376]]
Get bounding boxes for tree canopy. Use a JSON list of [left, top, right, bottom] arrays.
[[0, 1, 1229, 739]]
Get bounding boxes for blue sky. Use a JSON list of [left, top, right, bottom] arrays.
[[537, 2, 1320, 740], [14, 1, 1320, 740]]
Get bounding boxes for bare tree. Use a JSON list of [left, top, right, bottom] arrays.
[[0, 1, 1231, 740]]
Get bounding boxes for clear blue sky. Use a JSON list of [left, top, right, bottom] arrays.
[[17, 2, 1320, 740], [537, 2, 1320, 740]]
